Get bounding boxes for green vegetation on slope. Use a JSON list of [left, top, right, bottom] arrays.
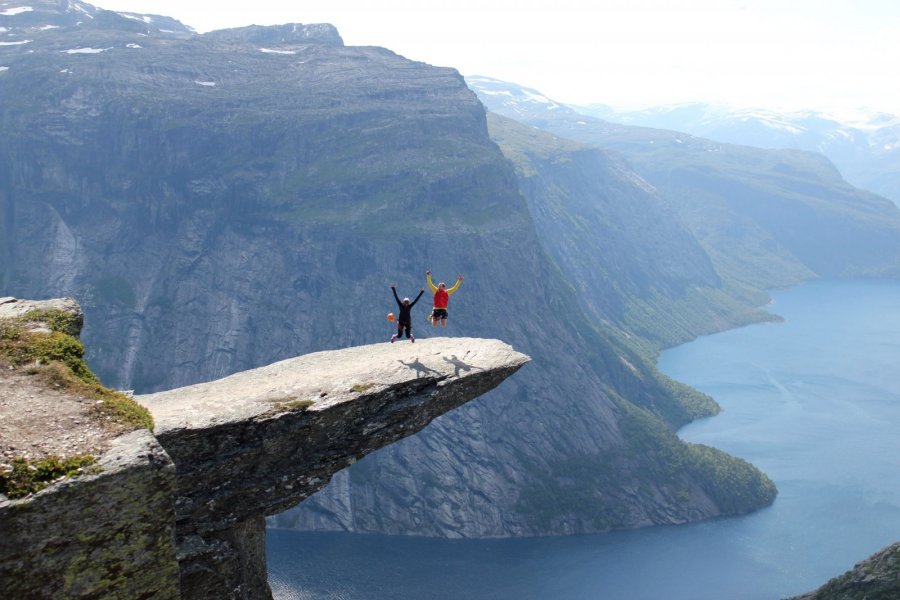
[[516, 390, 776, 531], [615, 393, 776, 512], [0, 309, 153, 431], [789, 543, 900, 600], [487, 113, 780, 352], [0, 309, 155, 497]]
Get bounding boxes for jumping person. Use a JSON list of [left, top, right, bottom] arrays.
[[426, 271, 463, 328], [390, 284, 425, 343]]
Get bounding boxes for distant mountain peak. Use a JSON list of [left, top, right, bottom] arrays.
[[0, 0, 344, 48], [0, 0, 194, 37], [203, 23, 342, 46], [466, 75, 573, 116]]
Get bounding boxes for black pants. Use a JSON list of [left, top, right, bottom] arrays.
[[397, 322, 413, 338]]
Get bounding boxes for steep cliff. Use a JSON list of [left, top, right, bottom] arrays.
[[1, 298, 531, 598], [786, 542, 900, 600], [2, 0, 776, 538], [470, 77, 900, 296], [486, 112, 776, 350]]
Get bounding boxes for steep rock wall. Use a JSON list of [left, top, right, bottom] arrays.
[[2, 2, 776, 540], [0, 429, 179, 599]]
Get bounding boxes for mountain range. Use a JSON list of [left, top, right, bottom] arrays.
[[573, 94, 900, 207]]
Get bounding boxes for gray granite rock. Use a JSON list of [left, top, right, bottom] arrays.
[[137, 337, 529, 598], [0, 296, 84, 336], [0, 429, 180, 599]]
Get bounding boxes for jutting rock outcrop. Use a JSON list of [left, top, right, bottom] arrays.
[[138, 337, 530, 598], [1, 298, 530, 599]]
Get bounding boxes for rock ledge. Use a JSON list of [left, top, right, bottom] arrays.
[[137, 337, 529, 598]]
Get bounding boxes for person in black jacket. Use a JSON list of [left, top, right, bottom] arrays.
[[390, 284, 425, 343]]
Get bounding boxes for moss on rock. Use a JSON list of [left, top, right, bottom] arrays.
[[0, 455, 99, 499]]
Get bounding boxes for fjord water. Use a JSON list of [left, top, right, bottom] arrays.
[[267, 279, 900, 600]]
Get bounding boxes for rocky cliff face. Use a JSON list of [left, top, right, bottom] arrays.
[[786, 542, 900, 600], [485, 112, 774, 351], [1, 299, 530, 598], [1, 428, 180, 599], [2, 0, 777, 539], [0, 299, 180, 599]]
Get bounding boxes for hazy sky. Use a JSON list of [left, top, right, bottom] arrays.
[[89, 0, 900, 114]]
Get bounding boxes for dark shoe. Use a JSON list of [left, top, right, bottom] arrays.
[[390, 334, 397, 343], [410, 335, 415, 343]]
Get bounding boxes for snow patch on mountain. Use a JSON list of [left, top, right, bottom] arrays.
[[259, 48, 296, 55], [817, 107, 900, 130], [118, 13, 153, 25], [467, 75, 563, 108], [62, 47, 109, 54], [69, 1, 94, 19], [0, 6, 33, 16]]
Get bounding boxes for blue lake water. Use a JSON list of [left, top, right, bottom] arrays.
[[267, 279, 900, 600]]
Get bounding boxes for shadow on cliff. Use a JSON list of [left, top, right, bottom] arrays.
[[443, 354, 484, 378], [397, 358, 442, 379]]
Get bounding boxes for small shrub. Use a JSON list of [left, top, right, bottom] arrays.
[[351, 383, 375, 393], [27, 332, 97, 384]]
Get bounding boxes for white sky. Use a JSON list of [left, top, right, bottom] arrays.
[[89, 0, 900, 114]]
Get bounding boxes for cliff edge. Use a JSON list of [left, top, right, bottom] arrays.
[[0, 298, 529, 599]]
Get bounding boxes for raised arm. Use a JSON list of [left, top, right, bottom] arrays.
[[426, 271, 438, 293], [391, 285, 402, 307], [410, 288, 425, 307], [446, 274, 463, 295]]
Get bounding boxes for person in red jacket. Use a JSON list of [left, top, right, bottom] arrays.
[[426, 270, 463, 328]]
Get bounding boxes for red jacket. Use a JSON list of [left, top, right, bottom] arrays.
[[427, 273, 461, 309], [433, 288, 449, 309]]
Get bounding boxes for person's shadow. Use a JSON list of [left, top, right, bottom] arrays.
[[442, 354, 484, 378], [398, 358, 442, 379]]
